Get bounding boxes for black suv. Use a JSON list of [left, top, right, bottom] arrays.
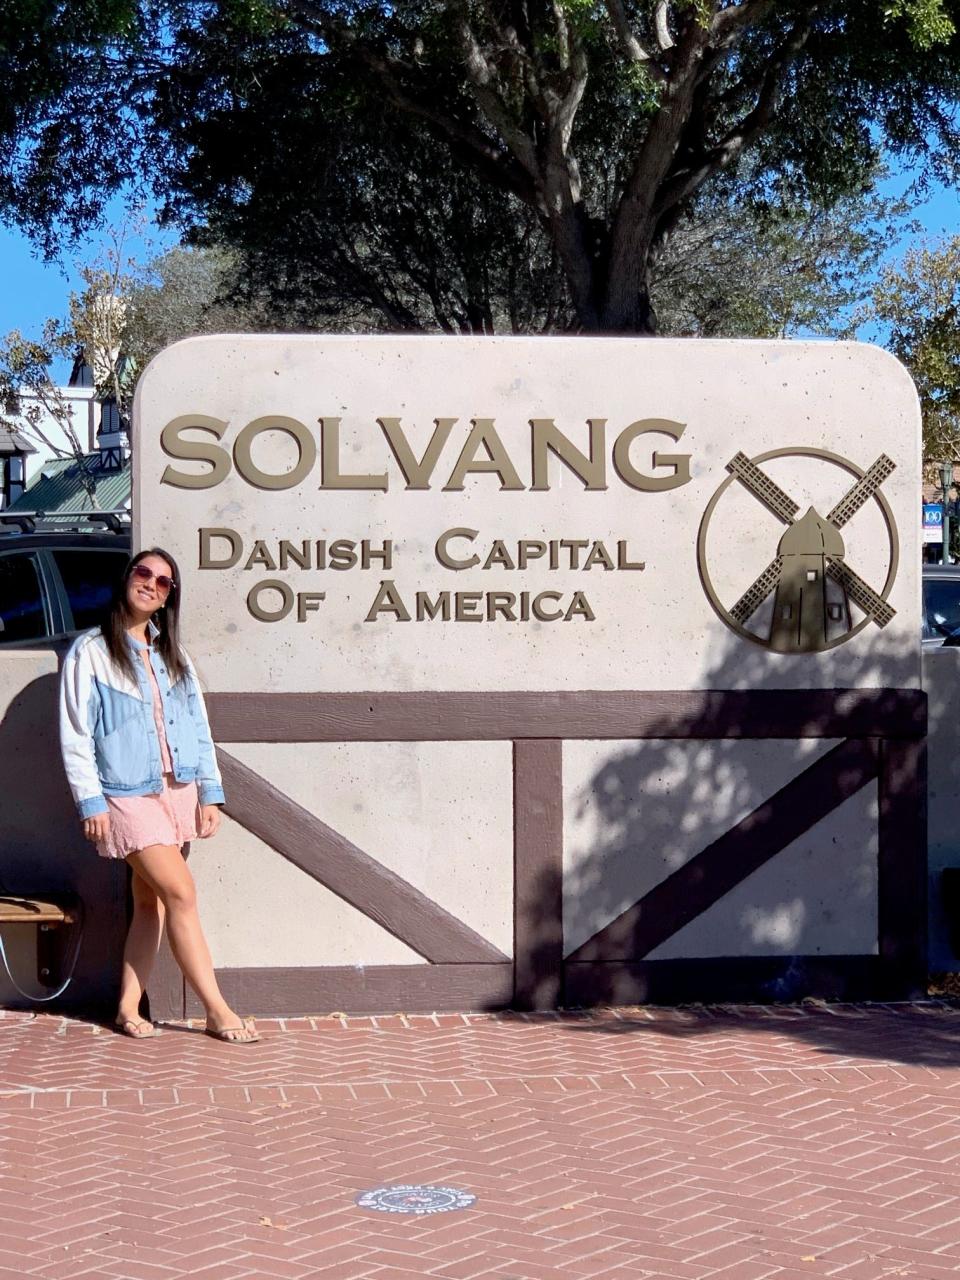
[[0, 531, 131, 646]]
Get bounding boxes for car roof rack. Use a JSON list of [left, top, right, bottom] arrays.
[[0, 509, 129, 535], [0, 514, 35, 533]]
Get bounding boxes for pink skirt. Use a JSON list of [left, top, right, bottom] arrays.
[[96, 774, 200, 860]]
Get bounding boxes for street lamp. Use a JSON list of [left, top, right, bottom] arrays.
[[941, 460, 955, 565]]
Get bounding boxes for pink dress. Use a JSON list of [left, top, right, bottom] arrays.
[[96, 648, 201, 860]]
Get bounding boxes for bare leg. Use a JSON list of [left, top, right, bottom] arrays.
[[115, 869, 165, 1032], [126, 843, 257, 1042]]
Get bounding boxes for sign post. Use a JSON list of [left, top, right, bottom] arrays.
[[940, 461, 954, 565]]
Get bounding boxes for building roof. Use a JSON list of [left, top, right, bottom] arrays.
[[0, 421, 38, 456], [68, 351, 95, 388], [3, 452, 130, 530]]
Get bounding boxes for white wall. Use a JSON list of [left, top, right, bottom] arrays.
[[10, 388, 99, 471]]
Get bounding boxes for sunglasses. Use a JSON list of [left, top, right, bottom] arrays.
[[130, 563, 175, 594]]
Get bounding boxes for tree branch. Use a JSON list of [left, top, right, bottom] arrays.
[[653, 17, 814, 219], [621, 14, 714, 212], [551, 0, 573, 70], [334, 242, 427, 332], [452, 6, 542, 180], [604, 0, 661, 71], [710, 0, 776, 46], [281, 0, 541, 205], [654, 1, 675, 52]]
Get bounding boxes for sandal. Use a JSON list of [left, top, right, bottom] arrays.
[[114, 1017, 156, 1039], [204, 1016, 260, 1044]]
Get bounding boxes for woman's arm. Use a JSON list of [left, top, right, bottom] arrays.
[[59, 635, 108, 820]]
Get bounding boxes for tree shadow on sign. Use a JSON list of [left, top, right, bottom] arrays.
[[515, 612, 943, 1067]]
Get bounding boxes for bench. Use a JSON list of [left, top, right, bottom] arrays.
[[0, 896, 81, 995]]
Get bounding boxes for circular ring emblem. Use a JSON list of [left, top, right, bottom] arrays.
[[697, 446, 900, 654], [355, 1184, 477, 1215]]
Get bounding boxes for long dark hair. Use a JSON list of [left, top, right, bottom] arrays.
[[103, 547, 187, 685]]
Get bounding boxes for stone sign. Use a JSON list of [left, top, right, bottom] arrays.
[[132, 337, 925, 1014], [135, 337, 920, 694]]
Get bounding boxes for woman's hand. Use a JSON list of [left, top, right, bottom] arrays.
[[199, 804, 221, 838], [82, 813, 110, 844]]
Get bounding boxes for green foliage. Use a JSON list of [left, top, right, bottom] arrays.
[[0, 239, 272, 483], [883, 0, 955, 48], [655, 177, 914, 338], [0, 319, 100, 498], [123, 244, 286, 362], [2, 2, 960, 330], [0, 1, 147, 254], [157, 24, 573, 333], [870, 235, 960, 460], [0, 322, 74, 431]]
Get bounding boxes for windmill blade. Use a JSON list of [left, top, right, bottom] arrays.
[[730, 557, 784, 625], [826, 558, 895, 628], [826, 454, 896, 528], [726, 453, 800, 524]]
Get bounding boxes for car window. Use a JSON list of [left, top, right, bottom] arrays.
[[923, 578, 960, 640], [0, 552, 48, 643], [51, 548, 128, 631]]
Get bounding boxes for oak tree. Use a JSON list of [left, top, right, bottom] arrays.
[[870, 235, 960, 460], [2, 1, 959, 332]]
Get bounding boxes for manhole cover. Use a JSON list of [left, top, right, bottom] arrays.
[[355, 1184, 476, 1216]]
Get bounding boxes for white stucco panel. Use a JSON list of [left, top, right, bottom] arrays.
[[563, 737, 840, 956], [223, 740, 514, 956], [190, 816, 425, 967], [648, 783, 878, 958]]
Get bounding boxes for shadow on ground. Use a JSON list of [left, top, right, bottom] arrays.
[[513, 1002, 960, 1072]]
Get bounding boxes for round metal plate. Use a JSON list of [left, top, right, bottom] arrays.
[[355, 1184, 477, 1216]]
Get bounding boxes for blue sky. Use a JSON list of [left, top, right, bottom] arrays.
[[0, 172, 957, 375], [907, 180, 960, 238], [0, 196, 179, 377]]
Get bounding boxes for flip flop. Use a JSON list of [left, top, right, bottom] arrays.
[[204, 1017, 260, 1044], [114, 1017, 156, 1039]]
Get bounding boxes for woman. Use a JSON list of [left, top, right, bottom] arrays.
[[59, 547, 259, 1044]]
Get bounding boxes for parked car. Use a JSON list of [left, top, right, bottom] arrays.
[[923, 563, 960, 649], [0, 529, 131, 647]]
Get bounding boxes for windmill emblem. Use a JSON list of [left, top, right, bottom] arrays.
[[697, 448, 900, 654]]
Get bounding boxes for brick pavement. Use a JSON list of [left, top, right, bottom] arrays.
[[2, 1003, 960, 1278]]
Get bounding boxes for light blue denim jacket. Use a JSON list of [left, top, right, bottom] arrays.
[[59, 623, 226, 819]]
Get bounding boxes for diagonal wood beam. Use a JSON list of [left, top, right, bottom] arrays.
[[567, 737, 880, 963], [218, 749, 508, 965]]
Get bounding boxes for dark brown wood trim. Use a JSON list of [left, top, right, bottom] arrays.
[[514, 740, 563, 1011], [208, 689, 926, 744], [877, 738, 928, 996], [568, 738, 880, 963], [183, 963, 514, 1017], [218, 750, 507, 965], [564, 956, 909, 1007]]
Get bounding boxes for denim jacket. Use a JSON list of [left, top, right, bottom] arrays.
[[59, 624, 226, 819]]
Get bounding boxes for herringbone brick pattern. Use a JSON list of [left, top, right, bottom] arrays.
[[1, 1004, 960, 1278]]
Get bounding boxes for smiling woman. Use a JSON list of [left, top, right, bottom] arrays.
[[58, 546, 261, 1045]]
